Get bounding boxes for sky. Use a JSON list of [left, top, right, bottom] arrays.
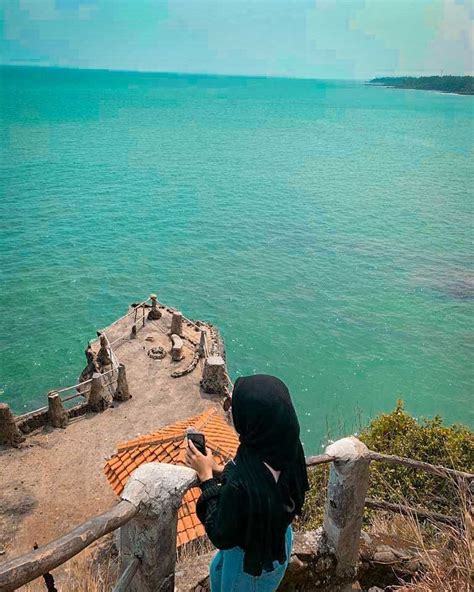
[[0, 0, 473, 79]]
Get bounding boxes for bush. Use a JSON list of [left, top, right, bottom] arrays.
[[360, 400, 473, 515], [300, 401, 474, 529]]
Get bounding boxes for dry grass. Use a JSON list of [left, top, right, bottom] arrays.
[[368, 511, 427, 549], [17, 478, 472, 592], [395, 512, 473, 592], [17, 535, 214, 592], [19, 545, 118, 592], [367, 479, 473, 592], [177, 534, 215, 563]]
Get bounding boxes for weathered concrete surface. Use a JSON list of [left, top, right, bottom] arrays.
[[200, 356, 227, 395], [170, 311, 184, 336], [323, 437, 370, 580], [171, 334, 184, 362], [147, 294, 162, 320], [0, 306, 221, 559], [120, 463, 197, 592], [87, 372, 110, 412], [114, 364, 131, 402], [0, 403, 25, 447], [47, 392, 68, 429]]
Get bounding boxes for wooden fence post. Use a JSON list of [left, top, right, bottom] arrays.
[[88, 373, 108, 412], [200, 356, 227, 395], [0, 403, 25, 447], [118, 463, 196, 592], [323, 437, 370, 581], [114, 364, 131, 402], [170, 311, 183, 336], [48, 391, 69, 428]]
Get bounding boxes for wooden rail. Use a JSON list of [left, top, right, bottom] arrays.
[[365, 497, 462, 526], [306, 453, 335, 467], [367, 451, 473, 481], [0, 501, 137, 592], [0, 431, 472, 592]]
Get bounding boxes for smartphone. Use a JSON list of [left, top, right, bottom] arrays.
[[186, 428, 207, 455]]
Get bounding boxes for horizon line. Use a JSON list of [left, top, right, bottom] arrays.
[[2, 63, 472, 82], [0, 62, 369, 82]]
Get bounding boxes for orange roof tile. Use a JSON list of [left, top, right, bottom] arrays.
[[104, 407, 239, 547]]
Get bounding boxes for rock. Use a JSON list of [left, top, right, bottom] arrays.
[[376, 544, 395, 553], [404, 558, 423, 573], [175, 549, 213, 592], [338, 583, 363, 592], [287, 555, 305, 573], [368, 587, 384, 592], [373, 550, 397, 564], [147, 346, 166, 360], [314, 554, 336, 573], [292, 527, 324, 557], [200, 356, 227, 395]]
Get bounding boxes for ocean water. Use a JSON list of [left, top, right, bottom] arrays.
[[1, 66, 473, 452]]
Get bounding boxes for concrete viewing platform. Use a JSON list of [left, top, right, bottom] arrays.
[[0, 295, 231, 559]]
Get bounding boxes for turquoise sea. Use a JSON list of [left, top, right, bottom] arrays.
[[1, 66, 473, 452]]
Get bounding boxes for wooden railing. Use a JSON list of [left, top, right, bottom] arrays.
[[1, 295, 471, 589], [0, 438, 471, 592], [0, 294, 231, 449], [0, 502, 137, 590]]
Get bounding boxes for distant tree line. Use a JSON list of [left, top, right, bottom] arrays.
[[369, 75, 473, 95]]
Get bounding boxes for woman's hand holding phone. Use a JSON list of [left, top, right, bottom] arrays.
[[185, 439, 214, 482]]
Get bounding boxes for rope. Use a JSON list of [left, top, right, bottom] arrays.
[[61, 392, 88, 403], [103, 333, 120, 369], [224, 370, 234, 390], [98, 298, 150, 332], [108, 334, 130, 347], [16, 300, 142, 421], [182, 317, 202, 332], [54, 379, 93, 394], [149, 319, 168, 335], [15, 406, 48, 421]]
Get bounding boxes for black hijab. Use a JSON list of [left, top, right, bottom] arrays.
[[231, 374, 309, 576]]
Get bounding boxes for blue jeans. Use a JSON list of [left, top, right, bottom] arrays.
[[209, 526, 293, 592]]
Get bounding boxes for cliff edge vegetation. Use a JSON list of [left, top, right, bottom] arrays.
[[302, 400, 473, 529], [301, 402, 473, 591], [369, 75, 474, 95]]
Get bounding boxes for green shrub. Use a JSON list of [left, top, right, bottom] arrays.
[[300, 401, 474, 530], [299, 464, 329, 530], [359, 400, 473, 515]]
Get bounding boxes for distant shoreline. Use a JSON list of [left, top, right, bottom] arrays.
[[369, 76, 473, 96]]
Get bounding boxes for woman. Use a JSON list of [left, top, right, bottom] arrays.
[[185, 374, 309, 592]]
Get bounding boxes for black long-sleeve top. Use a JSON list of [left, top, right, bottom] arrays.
[[195, 460, 294, 576], [195, 461, 247, 550]]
